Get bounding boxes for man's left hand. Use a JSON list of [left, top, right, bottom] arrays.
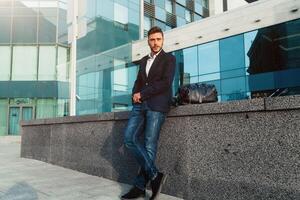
[[133, 92, 142, 103]]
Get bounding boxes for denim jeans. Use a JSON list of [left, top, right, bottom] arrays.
[[124, 102, 166, 190]]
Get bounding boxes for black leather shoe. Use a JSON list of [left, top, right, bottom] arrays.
[[121, 186, 145, 199], [150, 172, 167, 200]]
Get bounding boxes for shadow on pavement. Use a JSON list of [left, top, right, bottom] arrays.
[[0, 182, 38, 200]]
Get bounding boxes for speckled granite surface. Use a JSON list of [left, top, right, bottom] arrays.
[[21, 95, 300, 200]]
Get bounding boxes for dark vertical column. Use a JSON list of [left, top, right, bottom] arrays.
[[223, 0, 228, 12]]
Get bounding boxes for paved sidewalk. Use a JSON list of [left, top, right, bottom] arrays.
[[0, 137, 182, 200]]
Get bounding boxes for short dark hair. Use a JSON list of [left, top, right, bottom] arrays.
[[147, 26, 164, 38]]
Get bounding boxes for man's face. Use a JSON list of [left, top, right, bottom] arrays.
[[148, 32, 164, 54]]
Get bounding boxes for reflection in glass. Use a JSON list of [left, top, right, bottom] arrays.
[[165, 0, 173, 13], [0, 99, 8, 135], [12, 17, 37, 43], [114, 3, 128, 25], [0, 46, 11, 80], [182, 46, 198, 84], [12, 46, 37, 80], [0, 17, 11, 43], [38, 46, 56, 80], [198, 41, 220, 76], [57, 46, 68, 81]]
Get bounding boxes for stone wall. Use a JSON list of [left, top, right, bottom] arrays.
[[21, 96, 300, 200]]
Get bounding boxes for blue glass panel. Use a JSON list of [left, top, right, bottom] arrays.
[[183, 46, 198, 84], [155, 0, 165, 8], [176, 16, 186, 27], [165, 0, 173, 13], [198, 41, 220, 75], [96, 0, 114, 20], [221, 77, 247, 100], [175, 3, 185, 18], [244, 31, 257, 70], [176, 0, 186, 6], [220, 34, 245, 79], [156, 6, 166, 22], [0, 17, 11, 43]]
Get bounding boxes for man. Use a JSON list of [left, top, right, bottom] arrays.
[[121, 26, 176, 200]]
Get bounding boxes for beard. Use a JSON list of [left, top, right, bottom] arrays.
[[151, 46, 162, 53]]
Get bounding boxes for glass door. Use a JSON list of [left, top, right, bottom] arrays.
[[9, 107, 20, 135], [8, 106, 34, 135], [22, 107, 33, 121]]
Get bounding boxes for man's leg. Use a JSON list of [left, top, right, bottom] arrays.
[[143, 109, 166, 179], [122, 104, 148, 199], [123, 104, 148, 190], [144, 109, 167, 200]]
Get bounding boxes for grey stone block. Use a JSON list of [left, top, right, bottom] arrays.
[[21, 125, 51, 162], [265, 95, 300, 111], [114, 111, 130, 121], [168, 98, 265, 117], [20, 95, 300, 199]]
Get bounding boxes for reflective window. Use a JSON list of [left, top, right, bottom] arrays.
[[156, 6, 166, 22], [155, 0, 165, 8], [194, 13, 203, 21], [176, 16, 186, 27], [0, 17, 11, 43], [38, 46, 56, 80], [96, 0, 114, 20], [36, 99, 56, 119], [0, 46, 11, 80], [12, 46, 37, 80], [195, 2, 203, 15], [38, 6, 57, 43], [128, 1, 139, 26], [144, 15, 151, 31], [154, 20, 166, 31], [112, 59, 128, 94], [220, 34, 245, 79], [12, 17, 37, 43], [183, 46, 198, 84], [165, 0, 173, 13], [185, 10, 192, 23], [57, 46, 68, 81], [114, 3, 128, 25], [0, 99, 8, 135], [58, 1, 68, 44], [198, 41, 220, 75], [176, 0, 186, 6], [175, 3, 185, 18], [202, 0, 209, 8]]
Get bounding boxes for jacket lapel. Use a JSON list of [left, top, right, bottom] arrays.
[[140, 57, 148, 80], [147, 50, 165, 79]]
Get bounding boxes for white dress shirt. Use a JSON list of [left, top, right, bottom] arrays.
[[146, 50, 162, 77]]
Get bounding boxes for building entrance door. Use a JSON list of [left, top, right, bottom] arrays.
[[8, 106, 34, 135], [9, 107, 20, 135]]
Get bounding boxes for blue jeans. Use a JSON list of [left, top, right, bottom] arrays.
[[124, 102, 166, 190]]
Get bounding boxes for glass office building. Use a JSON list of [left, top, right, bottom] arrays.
[[0, 0, 70, 135], [76, 0, 300, 115], [76, 0, 209, 115], [174, 19, 300, 101], [1, 0, 299, 134]]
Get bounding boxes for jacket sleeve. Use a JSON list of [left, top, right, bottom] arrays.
[[132, 63, 143, 95], [140, 55, 176, 100]]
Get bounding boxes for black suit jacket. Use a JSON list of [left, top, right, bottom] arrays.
[[132, 50, 176, 113]]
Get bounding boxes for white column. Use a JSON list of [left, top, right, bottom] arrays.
[[70, 0, 78, 116], [139, 0, 144, 39]]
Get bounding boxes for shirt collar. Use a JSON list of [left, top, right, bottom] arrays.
[[148, 49, 162, 59]]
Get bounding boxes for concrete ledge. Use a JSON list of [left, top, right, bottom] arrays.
[[21, 95, 300, 199]]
